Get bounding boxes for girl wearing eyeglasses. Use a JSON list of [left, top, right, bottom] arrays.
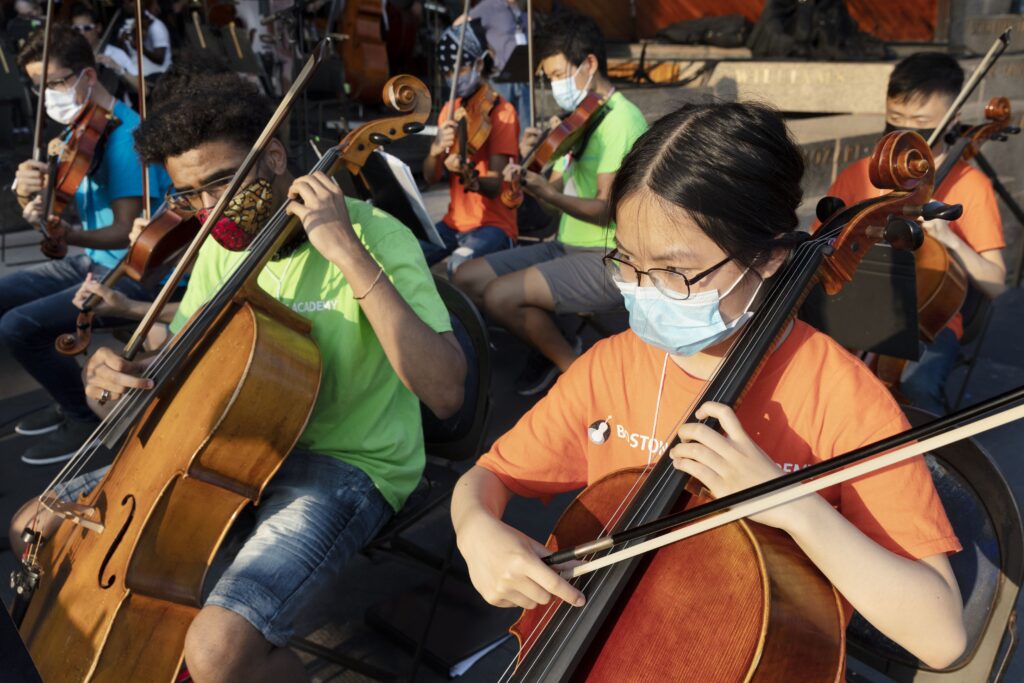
[[451, 101, 967, 671]]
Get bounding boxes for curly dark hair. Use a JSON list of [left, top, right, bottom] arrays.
[[18, 23, 95, 74], [148, 49, 232, 106], [611, 101, 805, 270], [536, 7, 607, 76], [134, 74, 275, 165]]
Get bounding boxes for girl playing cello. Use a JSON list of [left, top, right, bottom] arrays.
[[451, 101, 967, 673]]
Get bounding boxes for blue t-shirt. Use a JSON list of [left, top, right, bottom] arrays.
[[75, 99, 171, 269]]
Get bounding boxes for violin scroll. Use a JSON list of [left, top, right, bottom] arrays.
[[55, 312, 93, 356]]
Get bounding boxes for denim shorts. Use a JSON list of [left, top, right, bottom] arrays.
[[52, 450, 391, 646]]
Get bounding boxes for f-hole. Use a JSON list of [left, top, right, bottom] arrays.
[[98, 494, 135, 589]]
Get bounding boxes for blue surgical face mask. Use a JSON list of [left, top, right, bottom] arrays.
[[449, 63, 481, 99], [615, 268, 761, 356], [551, 62, 593, 111]]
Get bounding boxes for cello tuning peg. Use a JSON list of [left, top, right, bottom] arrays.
[[884, 217, 924, 251], [368, 132, 392, 145], [921, 200, 964, 222], [403, 122, 425, 134], [1005, 126, 1021, 135], [815, 196, 846, 223]]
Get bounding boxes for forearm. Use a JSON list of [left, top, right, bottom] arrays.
[[950, 241, 1006, 298], [329, 243, 466, 418], [474, 174, 502, 198], [142, 46, 166, 64], [422, 149, 444, 185], [782, 495, 965, 668], [66, 223, 132, 250], [541, 191, 610, 226], [451, 465, 513, 537]]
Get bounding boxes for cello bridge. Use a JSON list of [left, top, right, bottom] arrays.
[[39, 496, 105, 534]]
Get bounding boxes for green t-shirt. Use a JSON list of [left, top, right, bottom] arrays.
[[556, 91, 648, 248], [169, 198, 452, 511]]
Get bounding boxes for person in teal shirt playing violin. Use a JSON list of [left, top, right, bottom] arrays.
[[5, 24, 170, 465]]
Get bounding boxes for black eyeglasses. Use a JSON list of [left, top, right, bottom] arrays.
[[29, 70, 78, 96], [603, 248, 733, 301], [165, 171, 241, 212]]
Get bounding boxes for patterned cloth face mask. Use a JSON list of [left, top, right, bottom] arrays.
[[197, 178, 274, 251]]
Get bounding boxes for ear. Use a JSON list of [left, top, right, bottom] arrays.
[[264, 138, 288, 176], [755, 244, 792, 280]]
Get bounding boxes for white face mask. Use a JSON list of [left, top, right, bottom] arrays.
[[551, 62, 593, 111], [44, 72, 88, 125]]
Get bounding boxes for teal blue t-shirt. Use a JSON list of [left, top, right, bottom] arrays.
[[75, 99, 171, 269]]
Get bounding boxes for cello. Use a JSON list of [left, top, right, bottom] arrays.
[[340, 0, 390, 105], [871, 95, 1020, 395], [12, 41, 430, 683], [499, 131, 953, 681]]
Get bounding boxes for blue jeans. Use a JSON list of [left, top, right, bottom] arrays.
[[901, 327, 960, 416], [54, 450, 392, 647], [0, 254, 157, 421], [492, 81, 531, 122], [420, 221, 512, 276]]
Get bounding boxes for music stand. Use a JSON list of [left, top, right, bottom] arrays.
[[493, 44, 531, 83], [800, 244, 921, 360]]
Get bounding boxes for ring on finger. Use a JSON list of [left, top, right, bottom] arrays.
[[98, 388, 111, 405]]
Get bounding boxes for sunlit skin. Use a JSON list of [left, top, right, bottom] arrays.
[[884, 92, 1006, 298], [15, 58, 142, 250], [450, 191, 967, 669]]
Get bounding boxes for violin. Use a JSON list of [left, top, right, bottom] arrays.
[[14, 47, 431, 683], [30, 0, 118, 259], [500, 90, 609, 209], [38, 102, 119, 260], [502, 131, 954, 681], [54, 206, 202, 356], [452, 83, 499, 187]]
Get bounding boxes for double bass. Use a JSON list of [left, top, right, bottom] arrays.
[[500, 131, 954, 681], [13, 42, 430, 682]]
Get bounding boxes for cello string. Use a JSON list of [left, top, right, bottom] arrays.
[[502, 233, 828, 681]]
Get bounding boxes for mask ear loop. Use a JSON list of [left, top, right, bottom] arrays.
[[648, 352, 669, 467]]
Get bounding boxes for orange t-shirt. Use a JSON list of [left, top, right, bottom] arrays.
[[438, 93, 520, 239], [814, 157, 1005, 337], [479, 322, 960, 565]]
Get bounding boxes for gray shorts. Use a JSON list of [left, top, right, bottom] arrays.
[[484, 241, 623, 314]]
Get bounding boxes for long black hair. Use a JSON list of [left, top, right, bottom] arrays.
[[610, 101, 805, 269]]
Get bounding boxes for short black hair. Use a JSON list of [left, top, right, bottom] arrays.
[[887, 53, 963, 104], [70, 4, 100, 22], [536, 8, 607, 76], [611, 101, 805, 270], [134, 73, 275, 165], [18, 24, 96, 74]]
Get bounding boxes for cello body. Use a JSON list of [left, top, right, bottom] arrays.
[[512, 468, 845, 682], [913, 232, 968, 343], [20, 290, 321, 682]]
